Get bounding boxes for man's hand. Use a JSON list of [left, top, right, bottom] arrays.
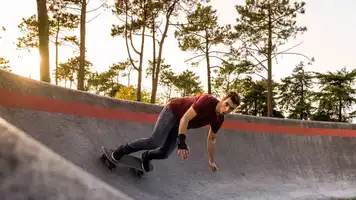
[[209, 161, 218, 171], [177, 134, 190, 160], [176, 106, 196, 161], [177, 147, 190, 160], [207, 128, 217, 171]]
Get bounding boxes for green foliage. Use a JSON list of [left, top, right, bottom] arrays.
[[212, 60, 255, 96], [277, 62, 315, 120], [56, 56, 92, 89], [233, 0, 309, 116], [158, 68, 204, 100], [111, 0, 146, 37], [115, 85, 151, 103], [146, 0, 180, 103], [158, 68, 176, 103], [238, 78, 267, 116], [48, 0, 80, 38], [174, 4, 230, 52], [0, 27, 12, 72], [234, 0, 307, 54], [110, 61, 133, 86], [17, 0, 80, 84], [238, 78, 283, 118], [174, 3, 231, 93], [160, 68, 175, 88], [173, 70, 204, 97], [111, 0, 152, 101], [17, 15, 40, 50], [146, 59, 170, 79], [17, 0, 80, 51], [311, 67, 356, 122], [86, 61, 131, 96], [0, 57, 11, 72], [111, 0, 210, 101]]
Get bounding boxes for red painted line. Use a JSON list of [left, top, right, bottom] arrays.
[[0, 88, 157, 124], [223, 121, 355, 137], [0, 88, 355, 137]]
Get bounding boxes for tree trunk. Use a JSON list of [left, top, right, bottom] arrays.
[[151, 2, 177, 103], [151, 19, 157, 103], [78, 0, 86, 91], [205, 30, 211, 94], [339, 98, 342, 122], [254, 99, 257, 116], [55, 25, 59, 85], [206, 54, 211, 94], [137, 24, 145, 102], [36, 0, 50, 83], [300, 80, 304, 120], [267, 2, 273, 117]]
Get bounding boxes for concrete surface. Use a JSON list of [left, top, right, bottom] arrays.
[[0, 118, 133, 200], [1, 70, 356, 200]]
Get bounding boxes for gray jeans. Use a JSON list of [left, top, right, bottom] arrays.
[[121, 105, 179, 160]]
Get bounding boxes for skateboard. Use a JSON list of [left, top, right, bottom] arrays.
[[100, 146, 153, 177]]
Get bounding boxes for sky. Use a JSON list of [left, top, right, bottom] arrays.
[[0, 0, 356, 94]]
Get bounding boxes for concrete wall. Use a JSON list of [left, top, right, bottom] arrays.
[[1, 70, 355, 131]]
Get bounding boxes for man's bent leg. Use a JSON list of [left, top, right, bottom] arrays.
[[140, 127, 178, 172], [112, 105, 178, 161], [147, 127, 178, 160]]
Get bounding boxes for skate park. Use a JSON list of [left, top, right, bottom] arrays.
[[1, 70, 356, 199]]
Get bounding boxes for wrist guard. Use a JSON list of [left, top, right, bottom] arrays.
[[177, 134, 188, 149]]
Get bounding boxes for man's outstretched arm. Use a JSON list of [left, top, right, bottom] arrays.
[[177, 106, 197, 160], [207, 128, 218, 171]]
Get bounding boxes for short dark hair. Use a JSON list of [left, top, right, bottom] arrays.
[[223, 91, 241, 106]]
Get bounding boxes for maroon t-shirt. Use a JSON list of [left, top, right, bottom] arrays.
[[167, 94, 224, 133]]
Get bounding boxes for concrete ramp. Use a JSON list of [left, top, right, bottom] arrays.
[[1, 70, 356, 200], [0, 118, 133, 200]]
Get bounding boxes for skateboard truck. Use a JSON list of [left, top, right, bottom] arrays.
[[100, 146, 153, 177]]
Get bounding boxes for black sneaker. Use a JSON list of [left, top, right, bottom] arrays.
[[141, 151, 153, 172], [111, 147, 125, 163]]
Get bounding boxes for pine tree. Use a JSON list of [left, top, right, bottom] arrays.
[[174, 3, 231, 94], [17, 0, 80, 84], [233, 0, 311, 117], [312, 67, 356, 122], [238, 78, 283, 117], [277, 62, 315, 120]]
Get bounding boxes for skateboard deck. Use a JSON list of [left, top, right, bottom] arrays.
[[100, 146, 152, 177]]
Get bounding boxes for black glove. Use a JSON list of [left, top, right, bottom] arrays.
[[177, 134, 188, 149]]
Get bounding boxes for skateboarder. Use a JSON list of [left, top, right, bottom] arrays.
[[110, 91, 241, 172]]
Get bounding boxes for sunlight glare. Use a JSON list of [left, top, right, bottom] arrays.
[[17, 51, 40, 80]]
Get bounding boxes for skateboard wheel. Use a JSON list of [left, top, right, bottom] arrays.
[[109, 162, 116, 170], [130, 168, 143, 177], [137, 171, 144, 176]]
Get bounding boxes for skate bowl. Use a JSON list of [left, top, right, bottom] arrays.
[[1, 70, 356, 200]]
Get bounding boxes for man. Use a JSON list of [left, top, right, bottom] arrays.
[[111, 91, 241, 172]]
